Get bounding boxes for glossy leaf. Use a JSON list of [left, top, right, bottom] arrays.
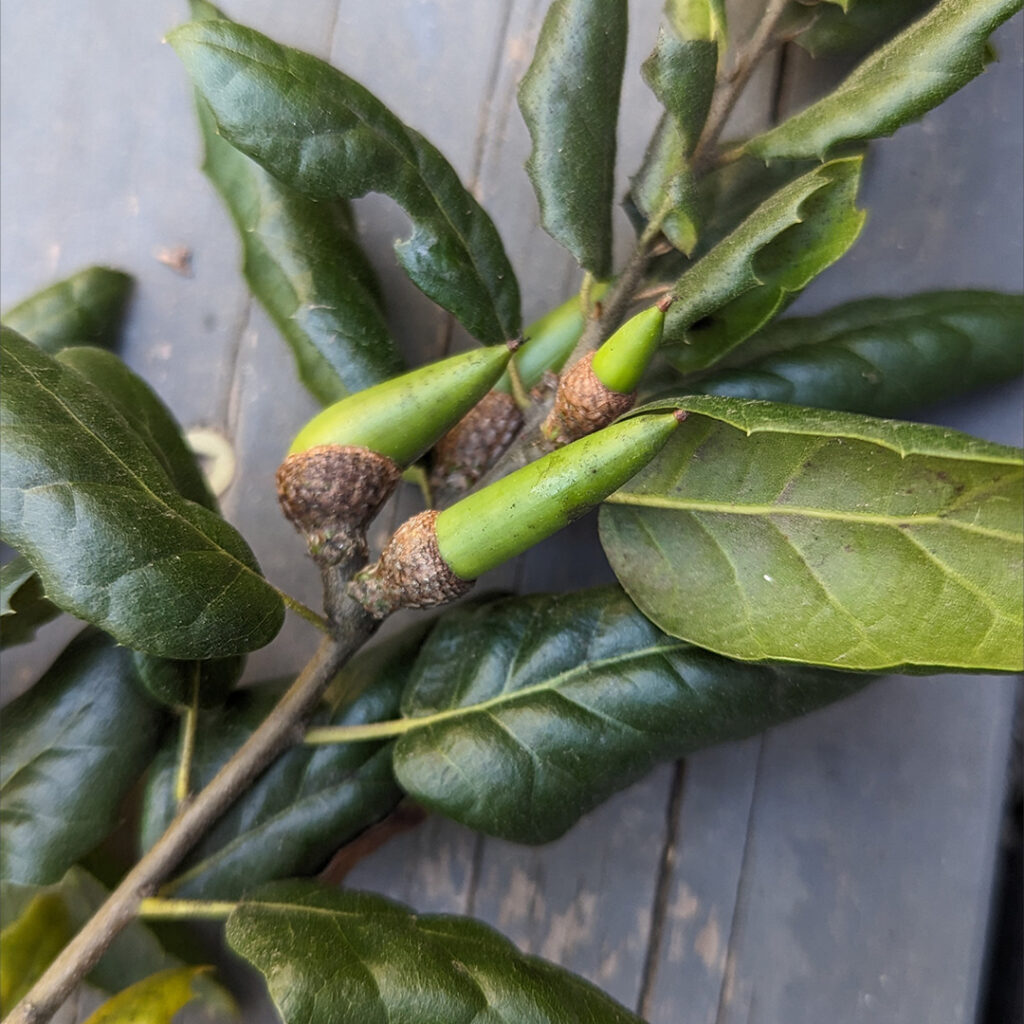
[[0, 630, 165, 886], [518, 0, 628, 277], [0, 892, 71, 1015], [784, 0, 936, 57], [57, 346, 217, 511], [687, 291, 1024, 412], [600, 396, 1024, 672], [189, 3, 402, 405], [140, 626, 427, 898], [632, 1, 722, 253], [1, 267, 132, 355], [0, 328, 284, 658], [631, 117, 702, 254], [131, 651, 244, 709], [748, 0, 1022, 160], [662, 157, 865, 372], [226, 880, 644, 1023], [170, 17, 520, 343], [0, 554, 59, 649], [392, 588, 868, 843], [81, 967, 206, 1024]]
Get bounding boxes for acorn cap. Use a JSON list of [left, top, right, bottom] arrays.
[[541, 352, 636, 445], [349, 510, 473, 617], [288, 344, 515, 466], [429, 389, 524, 495], [590, 299, 670, 395], [276, 444, 402, 565], [435, 411, 683, 581]]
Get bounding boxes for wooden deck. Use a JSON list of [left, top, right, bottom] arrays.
[[2, 2, 1021, 1021]]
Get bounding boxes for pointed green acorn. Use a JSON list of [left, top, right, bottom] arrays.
[[351, 410, 684, 615], [288, 344, 516, 464], [279, 344, 514, 564], [590, 296, 670, 394], [436, 410, 682, 579], [543, 298, 671, 444]]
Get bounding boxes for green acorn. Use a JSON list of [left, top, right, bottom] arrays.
[[542, 296, 671, 444], [351, 410, 684, 616], [278, 344, 515, 564]]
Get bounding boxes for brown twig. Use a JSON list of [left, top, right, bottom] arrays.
[[9, 582, 378, 1024], [692, 0, 791, 171]]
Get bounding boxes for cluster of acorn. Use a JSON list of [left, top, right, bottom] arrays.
[[276, 296, 683, 618]]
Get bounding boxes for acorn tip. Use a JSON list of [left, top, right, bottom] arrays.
[[656, 294, 675, 314], [673, 408, 688, 423]]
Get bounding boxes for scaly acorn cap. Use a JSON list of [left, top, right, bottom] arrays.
[[276, 445, 403, 565], [494, 283, 609, 395], [428, 389, 525, 495], [542, 298, 671, 444], [279, 344, 516, 563], [350, 411, 684, 615]]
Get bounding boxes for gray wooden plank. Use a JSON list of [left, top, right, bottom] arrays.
[[2, 2, 1020, 1022], [469, 765, 677, 1011], [718, 677, 1017, 1024]]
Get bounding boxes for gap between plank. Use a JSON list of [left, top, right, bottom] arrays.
[[636, 759, 688, 1019]]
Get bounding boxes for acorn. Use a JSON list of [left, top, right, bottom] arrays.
[[542, 296, 672, 445], [277, 344, 515, 565], [351, 410, 685, 616], [427, 288, 608, 497]]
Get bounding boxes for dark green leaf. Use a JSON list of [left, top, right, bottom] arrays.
[[1, 554, 60, 649], [518, 0, 628, 277], [686, 291, 1024, 412], [56, 346, 217, 511], [600, 396, 1024, 672], [0, 630, 165, 886], [393, 587, 868, 843], [631, 117, 702, 254], [783, 0, 937, 58], [1, 267, 132, 355], [0, 328, 284, 658], [139, 625, 427, 899], [131, 651, 244, 709], [189, 2, 403, 405], [631, 1, 724, 254], [748, 0, 1021, 160], [663, 158, 866, 372], [169, 17, 521, 343], [227, 879, 644, 1023]]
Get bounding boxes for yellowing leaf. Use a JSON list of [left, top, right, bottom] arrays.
[[81, 967, 208, 1024]]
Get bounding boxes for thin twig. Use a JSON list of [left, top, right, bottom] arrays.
[[10, 588, 378, 1024], [692, 0, 790, 171]]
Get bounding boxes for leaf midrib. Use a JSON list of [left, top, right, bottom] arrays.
[[603, 493, 1020, 544], [386, 640, 692, 737]]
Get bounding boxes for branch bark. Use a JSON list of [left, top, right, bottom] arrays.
[[8, 589, 379, 1024]]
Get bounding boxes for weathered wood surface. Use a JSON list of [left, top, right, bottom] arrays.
[[1, 2, 1021, 1022]]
